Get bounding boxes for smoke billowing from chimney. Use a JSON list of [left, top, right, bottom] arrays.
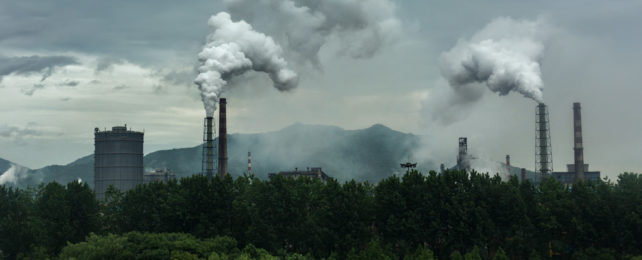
[[194, 12, 298, 116], [440, 17, 549, 103], [223, 0, 401, 67]]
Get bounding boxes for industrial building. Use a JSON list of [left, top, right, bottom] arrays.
[[552, 102, 600, 184], [269, 167, 330, 181], [94, 125, 144, 200], [143, 168, 176, 184]]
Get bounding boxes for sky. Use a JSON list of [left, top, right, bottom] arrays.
[[0, 0, 640, 180]]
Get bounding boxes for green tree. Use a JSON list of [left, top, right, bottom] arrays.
[[0, 186, 35, 259]]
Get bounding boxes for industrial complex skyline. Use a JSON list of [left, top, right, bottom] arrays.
[[0, 1, 641, 181]]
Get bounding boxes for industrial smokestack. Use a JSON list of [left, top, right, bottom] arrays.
[[457, 137, 469, 171], [506, 155, 511, 180], [247, 151, 252, 173], [218, 98, 228, 177], [206, 116, 214, 181], [521, 168, 526, 182], [536, 103, 553, 175], [573, 102, 585, 182]]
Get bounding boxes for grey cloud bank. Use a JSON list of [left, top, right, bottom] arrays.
[[0, 55, 78, 83], [0, 0, 640, 180]]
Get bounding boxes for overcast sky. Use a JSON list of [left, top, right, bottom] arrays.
[[0, 0, 640, 180]]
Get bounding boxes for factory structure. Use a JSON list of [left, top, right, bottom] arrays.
[[94, 125, 144, 200], [143, 168, 176, 184], [269, 167, 330, 182], [552, 102, 600, 183], [92, 99, 598, 199], [202, 98, 229, 180], [451, 102, 600, 185]]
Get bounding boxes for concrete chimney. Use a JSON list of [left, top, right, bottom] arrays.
[[573, 102, 584, 182], [521, 168, 526, 182], [218, 98, 228, 177], [206, 116, 214, 181]]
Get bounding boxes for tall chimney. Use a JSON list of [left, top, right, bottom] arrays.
[[505, 155, 511, 180], [218, 98, 228, 177], [247, 151, 252, 173], [457, 137, 469, 171], [521, 168, 526, 182], [206, 116, 214, 181], [536, 103, 553, 175], [573, 102, 584, 182]]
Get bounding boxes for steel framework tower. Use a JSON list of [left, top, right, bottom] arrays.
[[202, 117, 216, 181], [535, 103, 553, 176]]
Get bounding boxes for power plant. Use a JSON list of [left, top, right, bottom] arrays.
[[94, 125, 144, 200]]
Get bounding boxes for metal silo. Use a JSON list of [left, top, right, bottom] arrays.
[[94, 125, 144, 200]]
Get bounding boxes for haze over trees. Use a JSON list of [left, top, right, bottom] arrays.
[[1, 170, 641, 259]]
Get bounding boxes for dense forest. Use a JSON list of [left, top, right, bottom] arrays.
[[1, 170, 641, 259]]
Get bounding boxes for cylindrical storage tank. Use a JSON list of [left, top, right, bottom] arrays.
[[94, 126, 144, 200]]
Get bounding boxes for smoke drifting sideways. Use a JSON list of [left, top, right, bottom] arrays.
[[194, 12, 299, 116], [440, 17, 550, 105], [223, 0, 402, 67]]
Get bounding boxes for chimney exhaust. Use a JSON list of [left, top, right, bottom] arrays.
[[218, 98, 228, 177], [573, 102, 584, 182]]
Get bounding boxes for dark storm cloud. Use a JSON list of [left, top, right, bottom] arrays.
[[0, 55, 78, 83], [21, 83, 46, 96], [0, 1, 221, 66], [95, 57, 124, 73], [0, 124, 43, 138], [60, 80, 79, 87], [162, 69, 195, 86]]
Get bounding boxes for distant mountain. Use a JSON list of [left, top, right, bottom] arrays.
[[1, 123, 422, 187]]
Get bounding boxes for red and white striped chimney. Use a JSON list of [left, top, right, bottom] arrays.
[[247, 151, 252, 173]]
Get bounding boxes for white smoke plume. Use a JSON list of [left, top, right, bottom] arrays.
[[194, 12, 298, 116], [223, 0, 401, 67], [440, 17, 550, 103], [0, 165, 30, 185]]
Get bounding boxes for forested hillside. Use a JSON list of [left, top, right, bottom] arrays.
[[1, 170, 641, 259]]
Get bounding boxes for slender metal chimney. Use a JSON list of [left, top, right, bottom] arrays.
[[573, 102, 585, 182], [218, 98, 228, 177], [457, 137, 469, 170], [536, 103, 553, 176], [506, 155, 511, 180], [205, 116, 214, 181]]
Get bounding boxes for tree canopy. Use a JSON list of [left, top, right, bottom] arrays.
[[1, 170, 641, 259]]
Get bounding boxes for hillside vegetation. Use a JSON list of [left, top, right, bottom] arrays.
[[1, 170, 641, 259]]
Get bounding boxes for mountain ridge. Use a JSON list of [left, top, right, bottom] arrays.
[[1, 123, 422, 187]]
